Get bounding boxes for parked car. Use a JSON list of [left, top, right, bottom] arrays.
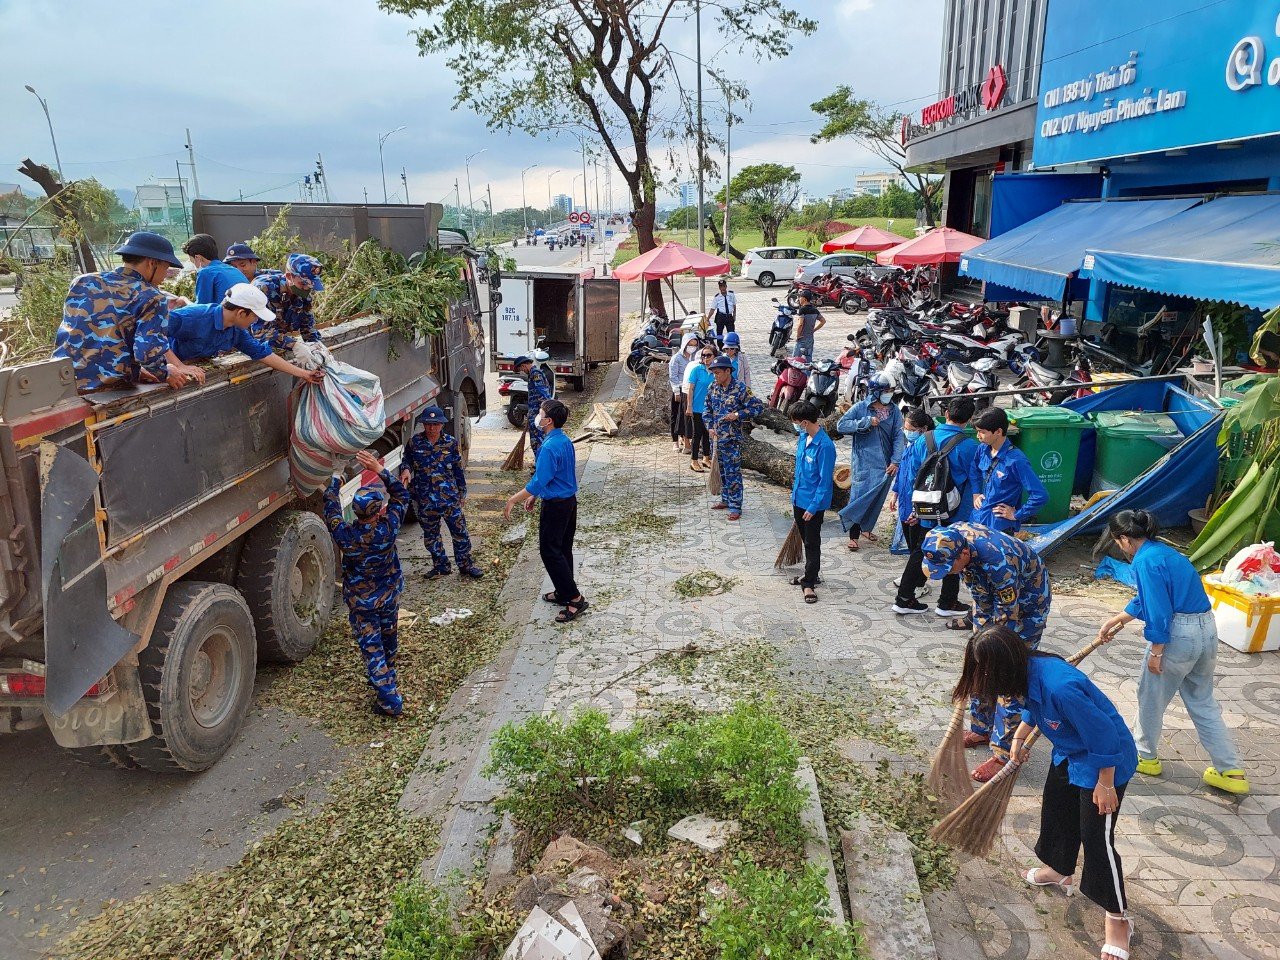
[[795, 252, 893, 285], [740, 246, 818, 287]]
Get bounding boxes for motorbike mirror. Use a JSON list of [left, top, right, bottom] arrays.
[[847, 333, 856, 341]]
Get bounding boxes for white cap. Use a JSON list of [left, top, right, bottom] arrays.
[[225, 283, 276, 322]]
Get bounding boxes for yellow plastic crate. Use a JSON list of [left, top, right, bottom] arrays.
[[1204, 578, 1280, 654]]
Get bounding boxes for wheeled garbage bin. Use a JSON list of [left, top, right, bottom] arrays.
[[1090, 411, 1180, 493], [1009, 406, 1092, 523]]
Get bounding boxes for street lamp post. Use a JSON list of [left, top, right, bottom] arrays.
[[465, 149, 486, 235], [546, 169, 560, 222], [378, 126, 406, 203], [521, 164, 538, 233], [24, 85, 64, 183]]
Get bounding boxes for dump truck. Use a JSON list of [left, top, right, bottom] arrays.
[[0, 201, 486, 772]]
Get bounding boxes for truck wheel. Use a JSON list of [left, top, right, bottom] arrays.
[[450, 402, 473, 466], [236, 511, 336, 664], [571, 376, 586, 392], [67, 745, 138, 770], [126, 582, 256, 774]]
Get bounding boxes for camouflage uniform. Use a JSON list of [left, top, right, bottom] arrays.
[[923, 522, 1053, 759], [53, 266, 172, 392], [252, 270, 321, 350], [703, 377, 765, 513], [323, 470, 409, 715], [402, 430, 478, 575], [525, 365, 554, 456]]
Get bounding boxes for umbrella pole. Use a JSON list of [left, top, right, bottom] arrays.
[[669, 276, 688, 316], [640, 277, 647, 320]]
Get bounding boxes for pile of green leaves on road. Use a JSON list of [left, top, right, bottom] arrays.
[[673, 569, 738, 598]]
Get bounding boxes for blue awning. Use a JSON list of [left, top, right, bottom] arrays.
[[1084, 194, 1280, 310], [959, 198, 1200, 301]]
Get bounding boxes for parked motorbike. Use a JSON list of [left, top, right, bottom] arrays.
[[499, 340, 556, 428], [626, 333, 672, 376], [786, 272, 849, 310], [768, 298, 796, 357], [838, 335, 878, 405], [880, 354, 934, 413], [768, 356, 810, 415], [1014, 349, 1093, 405], [930, 356, 1001, 410], [800, 357, 842, 420]]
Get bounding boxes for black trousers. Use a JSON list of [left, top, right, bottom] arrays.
[[897, 521, 961, 607], [539, 496, 580, 602], [793, 505, 825, 587], [670, 393, 687, 441], [1036, 759, 1128, 914], [714, 312, 736, 335], [689, 412, 710, 460]]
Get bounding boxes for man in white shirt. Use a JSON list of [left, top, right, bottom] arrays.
[[707, 279, 737, 337]]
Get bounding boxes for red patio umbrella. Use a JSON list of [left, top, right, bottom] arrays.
[[614, 241, 730, 317], [821, 225, 909, 253], [876, 227, 985, 266]]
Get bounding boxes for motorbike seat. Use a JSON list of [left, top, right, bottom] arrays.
[[1028, 360, 1065, 384]]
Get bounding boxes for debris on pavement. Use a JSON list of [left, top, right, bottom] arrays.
[[666, 814, 741, 852]]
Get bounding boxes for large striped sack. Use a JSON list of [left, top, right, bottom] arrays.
[[289, 359, 386, 494]]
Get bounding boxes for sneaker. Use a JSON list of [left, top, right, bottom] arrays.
[[423, 567, 451, 580], [1202, 766, 1249, 795], [459, 566, 485, 579], [1136, 757, 1163, 777], [892, 599, 929, 615], [935, 605, 970, 618]]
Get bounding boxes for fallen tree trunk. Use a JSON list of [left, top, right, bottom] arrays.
[[750, 404, 848, 441]]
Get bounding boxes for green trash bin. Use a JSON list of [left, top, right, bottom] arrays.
[[1091, 411, 1180, 493], [1008, 407, 1091, 523]]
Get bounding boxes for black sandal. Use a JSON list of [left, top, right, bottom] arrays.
[[542, 591, 568, 605], [789, 576, 823, 586], [803, 587, 818, 604], [555, 598, 589, 623]]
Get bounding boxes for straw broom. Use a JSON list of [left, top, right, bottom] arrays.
[[927, 701, 975, 811], [708, 438, 722, 496], [774, 523, 804, 568], [929, 636, 1107, 857], [501, 427, 528, 471]]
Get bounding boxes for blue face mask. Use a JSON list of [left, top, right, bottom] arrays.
[[879, 391, 894, 405], [794, 424, 804, 434], [904, 429, 922, 440]]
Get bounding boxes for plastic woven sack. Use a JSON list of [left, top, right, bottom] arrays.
[[289, 359, 386, 494]]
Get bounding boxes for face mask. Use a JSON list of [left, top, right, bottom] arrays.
[[879, 391, 894, 404], [533, 412, 545, 430], [904, 429, 921, 440], [794, 424, 804, 435]]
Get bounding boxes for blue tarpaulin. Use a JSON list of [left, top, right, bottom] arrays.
[[960, 198, 1200, 302], [1085, 194, 1280, 310], [1026, 381, 1222, 557]]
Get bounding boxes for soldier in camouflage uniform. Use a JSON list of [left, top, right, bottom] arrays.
[[514, 355, 554, 458], [54, 232, 206, 393], [702, 355, 765, 521], [252, 253, 326, 351], [400, 405, 483, 580], [323, 450, 410, 717], [922, 522, 1053, 780]]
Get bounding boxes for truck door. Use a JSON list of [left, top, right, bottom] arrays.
[[495, 277, 534, 360], [583, 278, 621, 364]]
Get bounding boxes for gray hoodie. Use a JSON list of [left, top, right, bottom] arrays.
[[668, 333, 699, 393]]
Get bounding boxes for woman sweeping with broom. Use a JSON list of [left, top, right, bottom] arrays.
[[953, 626, 1138, 960]]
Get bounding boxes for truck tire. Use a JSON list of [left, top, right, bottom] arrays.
[[570, 376, 586, 392], [126, 582, 257, 773], [450, 402, 473, 466], [236, 511, 335, 664], [68, 745, 139, 770]]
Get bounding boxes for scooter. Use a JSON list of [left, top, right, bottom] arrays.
[[768, 298, 796, 357], [625, 334, 672, 376], [1014, 349, 1093, 405], [839, 335, 878, 405], [931, 356, 1001, 410], [800, 357, 842, 420], [768, 356, 810, 416], [498, 338, 556, 428]]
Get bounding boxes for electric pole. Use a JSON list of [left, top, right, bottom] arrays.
[[695, 0, 706, 312], [317, 154, 331, 202], [363, 187, 369, 204], [486, 184, 494, 238], [723, 90, 732, 258], [401, 168, 410, 204], [184, 128, 202, 201]]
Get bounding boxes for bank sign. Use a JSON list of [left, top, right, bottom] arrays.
[[1033, 3, 1280, 168], [901, 64, 1008, 144]]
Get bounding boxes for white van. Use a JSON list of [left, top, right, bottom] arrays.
[[740, 246, 818, 287]]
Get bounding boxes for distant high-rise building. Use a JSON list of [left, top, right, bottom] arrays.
[[828, 187, 857, 203], [678, 182, 697, 208], [552, 194, 573, 216], [854, 172, 907, 197]]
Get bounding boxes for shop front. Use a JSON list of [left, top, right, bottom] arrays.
[[960, 0, 1280, 371]]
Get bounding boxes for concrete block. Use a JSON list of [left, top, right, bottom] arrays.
[[795, 756, 846, 925], [841, 817, 938, 960]]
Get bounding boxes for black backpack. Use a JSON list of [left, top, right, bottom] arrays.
[[912, 431, 966, 522]]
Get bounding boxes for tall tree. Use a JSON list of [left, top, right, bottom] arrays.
[[809, 88, 941, 226], [717, 163, 800, 246], [378, 0, 815, 312]]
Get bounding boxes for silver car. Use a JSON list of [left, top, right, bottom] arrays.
[[794, 252, 894, 285]]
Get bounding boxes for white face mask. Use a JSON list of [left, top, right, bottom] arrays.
[[533, 411, 545, 430]]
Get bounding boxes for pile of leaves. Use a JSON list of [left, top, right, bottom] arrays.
[[0, 252, 76, 365], [317, 240, 466, 344], [673, 569, 738, 599], [246, 205, 306, 272]]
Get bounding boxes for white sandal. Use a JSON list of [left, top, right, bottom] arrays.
[[1101, 911, 1132, 960], [1023, 867, 1074, 896]]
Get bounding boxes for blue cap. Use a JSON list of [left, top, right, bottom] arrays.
[[286, 253, 325, 291], [512, 355, 533, 368], [724, 332, 741, 348], [353, 485, 385, 518], [115, 231, 182, 268], [225, 242, 260, 262], [416, 405, 447, 424], [708, 355, 733, 371], [921, 527, 967, 579]]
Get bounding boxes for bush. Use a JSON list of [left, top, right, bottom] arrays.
[[381, 883, 477, 960], [707, 861, 862, 960], [1, 256, 76, 363]]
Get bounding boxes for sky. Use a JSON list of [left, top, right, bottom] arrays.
[[0, 0, 943, 214]]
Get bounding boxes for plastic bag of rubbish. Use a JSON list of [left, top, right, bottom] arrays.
[[289, 359, 386, 495], [1223, 541, 1280, 582], [1094, 556, 1137, 588]]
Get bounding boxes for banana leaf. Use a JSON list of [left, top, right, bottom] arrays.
[[1189, 458, 1280, 571], [1248, 305, 1280, 366], [1217, 375, 1280, 444]]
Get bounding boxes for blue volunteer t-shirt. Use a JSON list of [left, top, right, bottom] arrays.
[[168, 303, 272, 363]]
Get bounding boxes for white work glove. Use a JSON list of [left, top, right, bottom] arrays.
[[291, 341, 332, 371]]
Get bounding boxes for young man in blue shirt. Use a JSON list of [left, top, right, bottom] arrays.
[[167, 284, 323, 385], [183, 234, 248, 305], [504, 399, 588, 623], [790, 400, 836, 603], [973, 406, 1048, 532]]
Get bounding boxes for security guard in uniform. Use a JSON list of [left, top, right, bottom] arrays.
[[323, 450, 410, 717], [702, 354, 765, 520], [400, 405, 483, 580], [514, 355, 554, 458], [922, 521, 1053, 781], [253, 252, 326, 350]]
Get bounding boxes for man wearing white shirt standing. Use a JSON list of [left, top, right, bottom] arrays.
[[707, 279, 737, 337]]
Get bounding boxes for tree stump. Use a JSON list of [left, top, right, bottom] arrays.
[[614, 363, 672, 438]]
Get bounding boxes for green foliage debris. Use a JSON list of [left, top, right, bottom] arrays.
[[673, 569, 738, 598], [1, 254, 75, 364]]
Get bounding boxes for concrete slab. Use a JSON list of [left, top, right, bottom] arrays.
[[796, 756, 847, 925], [667, 814, 741, 852], [841, 818, 939, 960]]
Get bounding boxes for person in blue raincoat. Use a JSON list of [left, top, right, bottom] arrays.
[[922, 522, 1053, 783], [401, 405, 484, 580], [837, 374, 904, 551], [323, 450, 410, 717], [515, 355, 554, 458]]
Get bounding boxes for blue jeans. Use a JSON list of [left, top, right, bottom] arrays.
[[792, 335, 814, 359], [1136, 611, 1240, 771]]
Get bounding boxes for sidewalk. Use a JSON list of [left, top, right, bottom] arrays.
[[406, 287, 1279, 960]]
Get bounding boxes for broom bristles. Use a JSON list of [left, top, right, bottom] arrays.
[[501, 432, 527, 471], [708, 442, 722, 496], [774, 523, 804, 568], [927, 701, 974, 811]]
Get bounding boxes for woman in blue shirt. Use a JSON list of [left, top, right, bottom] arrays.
[[1097, 510, 1249, 796], [789, 400, 836, 603], [953, 626, 1137, 960]]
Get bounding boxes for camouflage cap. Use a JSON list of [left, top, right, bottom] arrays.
[[286, 253, 325, 291], [921, 526, 969, 579], [353, 485, 385, 518]]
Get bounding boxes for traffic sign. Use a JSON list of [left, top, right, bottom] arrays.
[[580, 211, 592, 224], [567, 212, 580, 224]]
